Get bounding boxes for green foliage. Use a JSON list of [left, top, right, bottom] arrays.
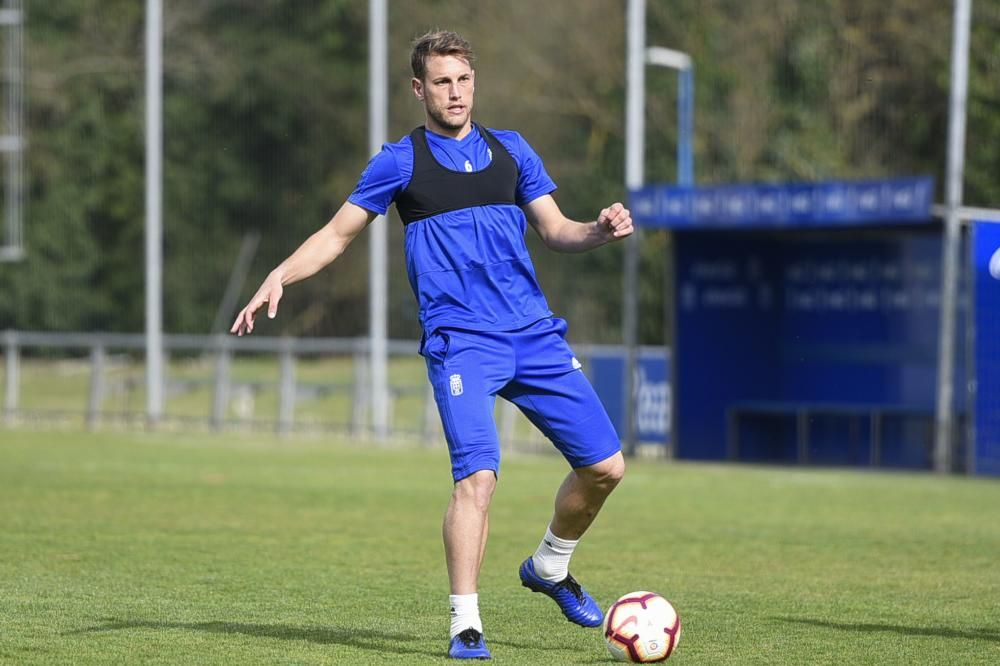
[[0, 0, 997, 342], [966, 2, 1000, 206], [2, 431, 1000, 664], [162, 0, 371, 335]]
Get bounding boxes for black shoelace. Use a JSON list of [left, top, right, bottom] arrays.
[[456, 628, 483, 647], [558, 574, 586, 602]]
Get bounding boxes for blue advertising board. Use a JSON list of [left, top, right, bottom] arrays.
[[972, 222, 1000, 476], [631, 177, 934, 230], [589, 351, 670, 447]]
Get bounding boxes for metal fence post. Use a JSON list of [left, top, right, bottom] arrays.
[[3, 329, 18, 422], [211, 334, 231, 430], [277, 338, 296, 435], [352, 346, 369, 437], [86, 343, 106, 430], [422, 382, 439, 445]]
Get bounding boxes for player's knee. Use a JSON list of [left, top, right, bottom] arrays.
[[602, 453, 626, 488], [453, 469, 496, 513], [580, 452, 625, 492]]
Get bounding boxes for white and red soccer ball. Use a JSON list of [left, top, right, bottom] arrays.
[[603, 591, 681, 662]]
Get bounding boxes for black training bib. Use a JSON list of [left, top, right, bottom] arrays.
[[394, 124, 520, 225]]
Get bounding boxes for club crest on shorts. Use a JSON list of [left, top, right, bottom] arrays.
[[449, 374, 464, 396]]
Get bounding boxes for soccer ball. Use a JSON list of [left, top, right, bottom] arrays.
[[603, 591, 681, 662]]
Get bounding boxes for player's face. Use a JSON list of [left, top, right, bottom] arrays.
[[412, 55, 475, 137]]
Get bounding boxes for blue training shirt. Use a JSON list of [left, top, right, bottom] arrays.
[[348, 126, 557, 335]]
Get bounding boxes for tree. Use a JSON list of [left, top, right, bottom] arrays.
[[2, 0, 996, 343]]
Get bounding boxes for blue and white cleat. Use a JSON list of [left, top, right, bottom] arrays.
[[519, 557, 603, 627], [448, 628, 492, 660]]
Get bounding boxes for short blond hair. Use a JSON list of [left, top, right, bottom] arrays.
[[410, 30, 475, 81]]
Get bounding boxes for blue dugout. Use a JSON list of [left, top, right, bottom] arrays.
[[628, 177, 996, 475]]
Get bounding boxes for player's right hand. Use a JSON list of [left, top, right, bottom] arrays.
[[230, 272, 284, 337]]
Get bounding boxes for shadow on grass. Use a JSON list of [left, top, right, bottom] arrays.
[[67, 618, 444, 658], [775, 617, 1000, 643], [488, 637, 596, 653]]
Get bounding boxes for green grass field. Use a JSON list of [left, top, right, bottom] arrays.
[[1, 430, 998, 664]]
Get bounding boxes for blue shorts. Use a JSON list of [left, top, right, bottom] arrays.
[[421, 317, 621, 481]]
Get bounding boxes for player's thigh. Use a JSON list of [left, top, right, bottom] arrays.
[[503, 369, 621, 469], [424, 329, 511, 481]]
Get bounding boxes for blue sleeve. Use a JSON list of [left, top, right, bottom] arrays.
[[496, 131, 557, 206], [347, 140, 413, 215]]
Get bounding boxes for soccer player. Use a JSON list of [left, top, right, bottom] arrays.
[[231, 30, 633, 660]]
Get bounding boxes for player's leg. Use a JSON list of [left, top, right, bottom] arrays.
[[549, 451, 625, 540], [526, 451, 624, 602], [423, 328, 512, 658], [443, 469, 494, 659], [501, 317, 623, 627], [443, 469, 494, 658], [444, 469, 495, 594], [513, 388, 621, 628]]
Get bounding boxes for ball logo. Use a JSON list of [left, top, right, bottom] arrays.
[[989, 247, 1000, 280], [449, 374, 464, 397]]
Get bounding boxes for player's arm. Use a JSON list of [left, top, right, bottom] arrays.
[[230, 201, 374, 336], [523, 194, 633, 253]]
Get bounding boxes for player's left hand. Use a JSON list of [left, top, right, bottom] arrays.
[[598, 202, 633, 241]]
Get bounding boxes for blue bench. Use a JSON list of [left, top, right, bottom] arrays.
[[726, 401, 938, 467]]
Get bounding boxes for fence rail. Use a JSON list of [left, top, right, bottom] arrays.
[[1, 330, 661, 452]]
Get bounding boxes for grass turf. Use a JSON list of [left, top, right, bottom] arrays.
[[1, 430, 998, 664]]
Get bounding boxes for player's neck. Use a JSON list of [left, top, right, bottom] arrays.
[[425, 118, 474, 141]]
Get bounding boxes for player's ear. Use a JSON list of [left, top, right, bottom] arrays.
[[412, 77, 424, 101]]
